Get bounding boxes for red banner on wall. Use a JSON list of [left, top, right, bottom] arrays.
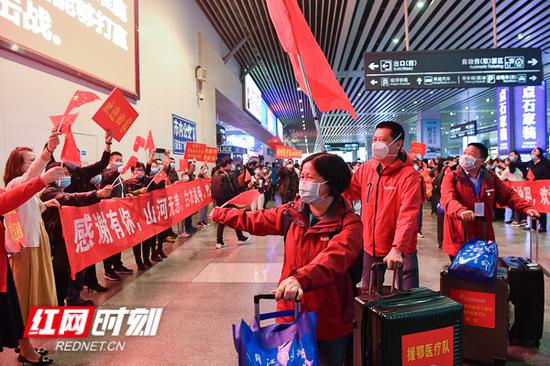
[[502, 180, 550, 213], [59, 179, 212, 278]]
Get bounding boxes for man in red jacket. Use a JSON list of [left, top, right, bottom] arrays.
[[440, 142, 539, 259], [346, 121, 423, 289]]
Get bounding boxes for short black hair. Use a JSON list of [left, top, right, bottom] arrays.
[[375, 121, 405, 141], [533, 147, 545, 157], [110, 151, 122, 158], [131, 162, 145, 172], [468, 142, 488, 159], [301, 152, 352, 197], [220, 157, 233, 168]]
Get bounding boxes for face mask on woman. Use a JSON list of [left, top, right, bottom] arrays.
[[372, 134, 402, 160], [150, 167, 160, 175], [299, 180, 328, 205], [57, 176, 72, 189], [90, 174, 102, 186]]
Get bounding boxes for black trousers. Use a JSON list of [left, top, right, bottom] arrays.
[[133, 241, 151, 264], [216, 223, 245, 243]]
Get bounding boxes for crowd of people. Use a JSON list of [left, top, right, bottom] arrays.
[[1, 121, 548, 365]]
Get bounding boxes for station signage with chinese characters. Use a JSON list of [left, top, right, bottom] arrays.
[[324, 142, 360, 152], [449, 120, 477, 140], [364, 48, 543, 90], [172, 115, 196, 156], [496, 87, 512, 154]]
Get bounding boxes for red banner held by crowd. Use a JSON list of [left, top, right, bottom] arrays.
[[291, 149, 303, 159], [410, 142, 427, 156], [184, 142, 206, 161], [203, 146, 218, 163], [59, 179, 212, 278], [92, 88, 138, 142], [275, 145, 294, 159], [504, 180, 550, 213]]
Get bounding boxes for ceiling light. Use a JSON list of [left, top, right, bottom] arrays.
[[10, 44, 19, 51], [299, 99, 303, 103], [517, 33, 525, 40], [300, 108, 304, 112], [475, 115, 479, 119], [486, 98, 491, 103], [449, 112, 454, 116], [401, 108, 405, 111], [491, 111, 494, 115], [297, 87, 301, 91], [413, 101, 417, 104], [358, 92, 362, 97], [303, 126, 306, 130], [417, 1, 425, 8], [465, 106, 469, 110], [392, 38, 399, 44], [429, 91, 433, 94]]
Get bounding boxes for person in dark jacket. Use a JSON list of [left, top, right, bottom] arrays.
[[41, 163, 112, 306], [213, 157, 249, 249], [212, 153, 363, 365], [285, 160, 299, 203], [509, 150, 528, 177], [525, 147, 550, 232]]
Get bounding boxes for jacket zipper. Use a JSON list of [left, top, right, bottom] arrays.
[[372, 171, 383, 256]]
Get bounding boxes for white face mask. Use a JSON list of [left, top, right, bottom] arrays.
[[459, 155, 478, 171], [299, 180, 328, 205], [372, 134, 401, 161]]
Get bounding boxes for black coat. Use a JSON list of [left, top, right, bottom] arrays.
[[527, 157, 550, 180], [65, 151, 110, 194]]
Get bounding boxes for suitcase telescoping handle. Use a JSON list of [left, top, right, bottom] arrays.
[[529, 219, 550, 277], [462, 216, 487, 242], [254, 293, 301, 322], [368, 262, 402, 296]]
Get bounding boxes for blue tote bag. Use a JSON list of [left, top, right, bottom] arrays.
[[449, 239, 499, 285]]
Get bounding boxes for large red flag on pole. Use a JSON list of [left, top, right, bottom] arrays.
[[266, 0, 356, 151]]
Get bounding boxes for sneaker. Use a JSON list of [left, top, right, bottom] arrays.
[[143, 260, 153, 268], [216, 242, 227, 249], [511, 221, 522, 227], [238, 236, 251, 245], [114, 265, 133, 274], [505, 220, 513, 224], [66, 297, 95, 306], [158, 250, 168, 259], [104, 271, 121, 281], [151, 254, 163, 262], [179, 231, 191, 238], [187, 227, 198, 234]]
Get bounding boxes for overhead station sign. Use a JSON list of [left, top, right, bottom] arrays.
[[324, 142, 359, 152], [364, 48, 542, 90], [449, 120, 477, 140]]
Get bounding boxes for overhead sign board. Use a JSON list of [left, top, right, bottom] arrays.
[[449, 120, 477, 140], [364, 48, 543, 90], [324, 143, 359, 152]]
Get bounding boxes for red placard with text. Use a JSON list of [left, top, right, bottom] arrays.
[[203, 146, 218, 163], [402, 326, 454, 365], [450, 289, 495, 328], [410, 142, 427, 155], [291, 149, 303, 159], [184, 142, 206, 161], [92, 88, 139, 142], [275, 146, 293, 159]]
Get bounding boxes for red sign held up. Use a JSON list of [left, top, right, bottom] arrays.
[[203, 146, 218, 163], [410, 142, 427, 156], [92, 88, 139, 142], [184, 142, 206, 161], [291, 149, 303, 159], [275, 145, 293, 159]]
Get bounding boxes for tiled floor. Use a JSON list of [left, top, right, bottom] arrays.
[[1, 207, 549, 365]]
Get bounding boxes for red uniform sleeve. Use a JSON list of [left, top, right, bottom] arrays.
[[441, 172, 468, 218], [211, 205, 286, 236], [292, 214, 363, 291], [343, 165, 363, 202], [0, 177, 46, 215], [392, 173, 422, 252], [494, 176, 532, 214]]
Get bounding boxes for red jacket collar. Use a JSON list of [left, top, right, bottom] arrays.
[[283, 197, 354, 233], [366, 153, 414, 175]]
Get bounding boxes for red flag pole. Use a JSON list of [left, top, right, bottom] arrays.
[[296, 54, 326, 152]]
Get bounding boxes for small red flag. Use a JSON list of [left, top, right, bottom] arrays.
[[178, 158, 188, 172], [120, 155, 138, 175], [60, 128, 81, 167], [133, 136, 145, 152], [153, 169, 168, 184], [224, 190, 261, 208], [145, 130, 155, 151], [266, 136, 284, 150], [50, 113, 78, 134], [64, 90, 100, 114]]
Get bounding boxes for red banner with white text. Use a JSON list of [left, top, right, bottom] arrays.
[[60, 179, 212, 278], [502, 180, 550, 213]]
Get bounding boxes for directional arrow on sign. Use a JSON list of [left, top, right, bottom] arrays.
[[368, 62, 379, 71], [370, 79, 378, 85], [527, 58, 538, 66], [417, 77, 423, 85], [529, 75, 537, 81]]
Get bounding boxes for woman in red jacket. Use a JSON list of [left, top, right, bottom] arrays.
[[1, 167, 65, 365], [212, 152, 363, 366]]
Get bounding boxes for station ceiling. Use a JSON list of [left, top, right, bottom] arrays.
[[197, 0, 550, 151]]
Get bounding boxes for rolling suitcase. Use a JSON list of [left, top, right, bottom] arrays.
[[441, 266, 509, 364], [354, 263, 463, 366], [499, 220, 548, 346]]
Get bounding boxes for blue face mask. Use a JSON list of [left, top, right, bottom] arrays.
[[90, 175, 102, 186], [170, 162, 176, 169], [150, 167, 160, 175], [57, 176, 72, 189], [113, 161, 123, 170], [135, 171, 145, 179]]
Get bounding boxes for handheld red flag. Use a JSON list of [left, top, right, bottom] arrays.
[[266, 0, 356, 120], [64, 90, 100, 114], [133, 136, 146, 152], [60, 128, 81, 167], [145, 131, 155, 151], [120, 155, 138, 175], [50, 113, 78, 134], [153, 170, 168, 184], [266, 136, 284, 150], [92, 88, 139, 142], [178, 158, 188, 172], [223, 189, 261, 208]]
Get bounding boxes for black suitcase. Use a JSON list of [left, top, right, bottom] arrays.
[[500, 221, 548, 346], [354, 263, 463, 366]]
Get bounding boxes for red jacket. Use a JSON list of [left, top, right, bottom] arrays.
[[0, 177, 47, 292], [345, 156, 423, 257], [440, 167, 533, 256], [212, 198, 363, 340]]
